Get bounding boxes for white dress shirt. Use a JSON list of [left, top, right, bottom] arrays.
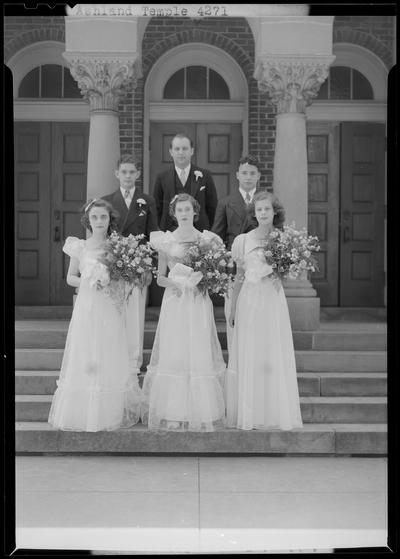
[[175, 164, 191, 186], [120, 186, 136, 208], [239, 187, 256, 204]]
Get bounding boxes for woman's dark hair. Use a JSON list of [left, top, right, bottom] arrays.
[[246, 189, 285, 230], [169, 193, 200, 222], [80, 198, 120, 235]]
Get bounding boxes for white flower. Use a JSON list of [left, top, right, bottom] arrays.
[[137, 198, 147, 205], [194, 170, 203, 181]]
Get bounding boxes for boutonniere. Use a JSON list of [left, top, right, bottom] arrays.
[[136, 198, 147, 216], [194, 170, 203, 182]]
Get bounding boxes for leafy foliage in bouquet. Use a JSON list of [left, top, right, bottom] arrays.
[[260, 224, 320, 280], [102, 231, 157, 290], [181, 236, 235, 296]]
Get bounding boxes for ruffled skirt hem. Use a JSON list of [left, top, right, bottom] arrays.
[[48, 382, 142, 432], [141, 366, 226, 432]]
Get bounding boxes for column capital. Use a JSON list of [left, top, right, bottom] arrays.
[[254, 54, 335, 114], [63, 52, 142, 112]]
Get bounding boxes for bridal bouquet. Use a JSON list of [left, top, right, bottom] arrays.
[[181, 235, 235, 296], [259, 224, 320, 280], [95, 232, 157, 311], [103, 231, 157, 290]]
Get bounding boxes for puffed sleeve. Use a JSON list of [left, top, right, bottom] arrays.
[[63, 236, 85, 259], [201, 230, 224, 245], [231, 234, 245, 266], [149, 231, 167, 252]]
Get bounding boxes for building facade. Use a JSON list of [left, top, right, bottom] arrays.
[[5, 9, 395, 318]]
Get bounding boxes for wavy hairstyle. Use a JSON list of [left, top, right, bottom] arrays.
[[169, 193, 200, 223], [246, 189, 285, 230], [80, 198, 120, 235]]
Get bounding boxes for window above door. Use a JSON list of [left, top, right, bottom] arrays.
[[316, 66, 374, 100], [18, 64, 81, 99], [163, 66, 230, 100]]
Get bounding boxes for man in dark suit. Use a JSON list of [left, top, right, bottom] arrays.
[[103, 155, 158, 240], [153, 133, 218, 232], [212, 154, 261, 353], [103, 155, 158, 374], [212, 154, 261, 249]]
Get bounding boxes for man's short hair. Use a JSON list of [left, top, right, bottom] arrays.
[[170, 133, 194, 149], [116, 155, 140, 170], [238, 155, 260, 170]]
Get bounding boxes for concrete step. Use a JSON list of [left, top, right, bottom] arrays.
[[15, 320, 386, 351], [15, 371, 387, 398], [15, 395, 387, 424], [15, 421, 387, 455], [15, 348, 388, 372]]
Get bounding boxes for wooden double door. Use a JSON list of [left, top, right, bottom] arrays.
[[149, 122, 242, 199], [307, 122, 385, 306], [15, 122, 89, 305]]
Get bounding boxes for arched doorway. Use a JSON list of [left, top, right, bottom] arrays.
[[9, 41, 90, 305], [143, 43, 248, 195], [306, 43, 387, 306]]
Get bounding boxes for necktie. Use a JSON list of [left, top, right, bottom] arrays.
[[179, 169, 186, 186], [245, 192, 251, 205], [124, 188, 132, 207]]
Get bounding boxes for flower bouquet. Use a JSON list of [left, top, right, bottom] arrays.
[[259, 223, 320, 280], [181, 236, 235, 296], [99, 231, 157, 311]]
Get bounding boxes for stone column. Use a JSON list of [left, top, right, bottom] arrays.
[[63, 53, 142, 200], [254, 55, 334, 329]]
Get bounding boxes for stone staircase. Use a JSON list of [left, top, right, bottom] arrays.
[[15, 307, 387, 455]]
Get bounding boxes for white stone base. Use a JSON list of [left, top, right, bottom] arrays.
[[287, 297, 320, 331]]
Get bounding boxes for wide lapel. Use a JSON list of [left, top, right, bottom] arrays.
[[167, 167, 177, 199], [123, 187, 141, 231], [111, 190, 129, 229], [228, 188, 246, 219], [189, 166, 201, 198]]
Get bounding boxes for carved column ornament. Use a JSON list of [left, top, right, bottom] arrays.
[[63, 53, 142, 111], [254, 55, 335, 113]]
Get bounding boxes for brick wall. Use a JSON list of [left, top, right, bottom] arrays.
[[4, 16, 65, 61], [333, 16, 394, 68], [128, 17, 275, 191], [4, 15, 395, 192]]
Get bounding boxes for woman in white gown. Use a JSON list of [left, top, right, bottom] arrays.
[[141, 193, 226, 431], [48, 199, 142, 432], [225, 190, 303, 430]]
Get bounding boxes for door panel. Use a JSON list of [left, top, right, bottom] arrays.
[[15, 122, 89, 306], [15, 123, 51, 304], [196, 123, 242, 199], [149, 122, 242, 306], [340, 123, 385, 306], [306, 123, 340, 306], [149, 122, 242, 199], [51, 123, 89, 304]]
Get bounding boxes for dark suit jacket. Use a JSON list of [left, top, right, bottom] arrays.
[[212, 188, 258, 250], [102, 188, 158, 240], [152, 165, 218, 232]]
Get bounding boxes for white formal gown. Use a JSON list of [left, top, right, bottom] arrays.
[[141, 230, 226, 431], [48, 236, 142, 431], [225, 232, 303, 430]]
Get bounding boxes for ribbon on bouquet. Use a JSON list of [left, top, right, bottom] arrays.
[[245, 262, 274, 283], [81, 260, 110, 288], [168, 263, 203, 290]]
